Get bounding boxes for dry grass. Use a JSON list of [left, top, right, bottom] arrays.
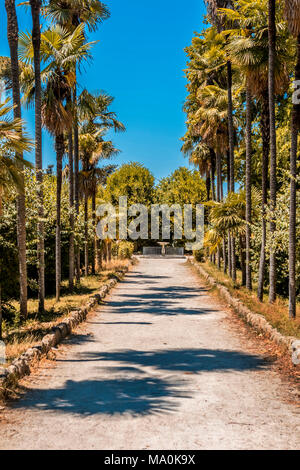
[[3, 259, 131, 363], [197, 261, 300, 339]]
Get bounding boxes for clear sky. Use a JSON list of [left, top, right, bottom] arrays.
[[0, 0, 206, 182]]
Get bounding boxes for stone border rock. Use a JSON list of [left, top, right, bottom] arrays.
[[189, 258, 300, 366], [0, 265, 131, 390]]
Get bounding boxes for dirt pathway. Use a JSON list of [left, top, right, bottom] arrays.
[[0, 258, 299, 450]]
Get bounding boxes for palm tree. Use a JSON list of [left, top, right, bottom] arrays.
[[183, 141, 212, 201], [90, 164, 115, 273], [5, 0, 28, 319], [0, 99, 32, 337], [79, 126, 119, 275], [45, 0, 110, 283], [182, 25, 235, 272], [29, 0, 45, 313], [205, 189, 261, 284], [0, 100, 33, 214], [284, 0, 300, 318], [268, 0, 277, 303], [45, 0, 110, 32], [67, 125, 75, 290], [76, 88, 124, 275], [20, 24, 94, 300], [206, 0, 237, 280], [223, 0, 291, 299], [182, 27, 228, 206], [245, 84, 252, 290]]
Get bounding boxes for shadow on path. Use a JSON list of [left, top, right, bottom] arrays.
[[104, 285, 214, 317], [13, 348, 268, 418], [14, 376, 190, 417], [64, 348, 267, 374]]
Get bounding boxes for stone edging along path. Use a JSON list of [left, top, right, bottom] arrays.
[[189, 258, 300, 366], [0, 264, 131, 391]]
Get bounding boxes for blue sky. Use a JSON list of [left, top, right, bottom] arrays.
[[0, 0, 206, 182]]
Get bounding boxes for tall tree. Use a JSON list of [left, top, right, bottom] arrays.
[[46, 0, 110, 282], [29, 0, 45, 313], [268, 0, 277, 303], [227, 59, 236, 281], [68, 126, 75, 290], [245, 84, 252, 290], [5, 0, 28, 319], [223, 0, 290, 299], [0, 107, 32, 337], [77, 91, 123, 276], [206, 0, 237, 280], [20, 24, 94, 300], [284, 0, 300, 318]]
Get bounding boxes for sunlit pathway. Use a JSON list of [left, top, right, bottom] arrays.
[[0, 258, 299, 450]]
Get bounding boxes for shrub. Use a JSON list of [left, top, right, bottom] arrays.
[[193, 249, 205, 262], [117, 241, 134, 259]]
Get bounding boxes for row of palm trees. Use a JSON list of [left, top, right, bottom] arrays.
[[182, 0, 299, 317], [2, 0, 124, 319]]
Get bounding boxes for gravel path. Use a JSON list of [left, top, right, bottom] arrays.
[[0, 258, 299, 450]]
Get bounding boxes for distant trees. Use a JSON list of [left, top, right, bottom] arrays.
[[105, 163, 155, 208]]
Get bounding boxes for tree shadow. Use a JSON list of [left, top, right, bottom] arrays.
[[102, 280, 213, 317], [61, 347, 268, 373], [120, 273, 171, 286], [104, 287, 215, 316], [14, 348, 267, 417], [14, 375, 190, 417]]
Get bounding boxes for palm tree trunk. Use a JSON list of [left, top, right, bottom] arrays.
[[231, 235, 236, 282], [216, 153, 221, 203], [73, 82, 80, 284], [227, 150, 232, 277], [84, 193, 89, 276], [108, 241, 112, 262], [5, 0, 28, 319], [219, 163, 227, 272], [205, 171, 211, 225], [227, 61, 235, 193], [268, 0, 277, 303], [30, 0, 45, 314], [289, 34, 300, 319], [55, 134, 64, 302], [223, 238, 227, 274], [210, 148, 216, 201], [206, 172, 211, 201], [96, 239, 102, 272], [92, 192, 96, 275], [227, 60, 236, 281], [240, 234, 246, 286], [103, 241, 107, 263], [68, 131, 74, 290], [219, 164, 226, 272], [245, 85, 252, 290], [216, 152, 221, 269], [210, 167, 216, 202], [257, 90, 270, 301], [210, 161, 216, 265]]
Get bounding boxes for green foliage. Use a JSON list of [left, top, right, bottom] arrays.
[[193, 248, 205, 262], [104, 162, 155, 206], [155, 167, 206, 206], [115, 241, 134, 259], [0, 169, 89, 301], [251, 181, 300, 298]]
